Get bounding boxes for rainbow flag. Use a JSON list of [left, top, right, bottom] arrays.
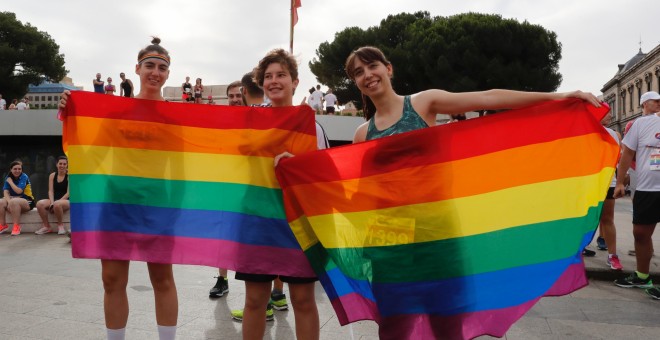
[[63, 92, 316, 277], [276, 99, 618, 339]]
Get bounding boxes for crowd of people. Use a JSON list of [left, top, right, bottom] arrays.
[[0, 94, 31, 110], [2, 37, 655, 340]]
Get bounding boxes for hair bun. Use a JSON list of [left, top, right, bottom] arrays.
[[151, 37, 161, 45]]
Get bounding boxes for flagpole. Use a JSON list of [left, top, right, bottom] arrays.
[[289, 0, 294, 54]]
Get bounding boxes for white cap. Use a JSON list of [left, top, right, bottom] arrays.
[[640, 91, 660, 105]]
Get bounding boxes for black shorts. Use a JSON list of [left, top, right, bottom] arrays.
[[235, 272, 317, 284], [605, 187, 615, 200], [326, 106, 335, 114], [632, 191, 660, 225]]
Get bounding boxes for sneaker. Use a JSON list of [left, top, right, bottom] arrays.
[[0, 224, 8, 234], [35, 226, 53, 235], [270, 293, 289, 311], [209, 276, 229, 298], [230, 304, 274, 322], [645, 287, 660, 300], [11, 224, 21, 236], [607, 255, 623, 271], [582, 248, 596, 257], [596, 237, 607, 250], [614, 272, 653, 288], [57, 225, 66, 235]]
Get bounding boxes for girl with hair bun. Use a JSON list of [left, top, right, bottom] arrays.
[[59, 37, 178, 340]]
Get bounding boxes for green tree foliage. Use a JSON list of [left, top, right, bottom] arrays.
[[309, 12, 563, 108], [0, 12, 67, 101]]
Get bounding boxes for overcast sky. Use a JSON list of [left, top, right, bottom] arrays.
[[2, 0, 658, 103]]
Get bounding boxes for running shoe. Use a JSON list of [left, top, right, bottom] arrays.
[[614, 272, 653, 289], [607, 255, 623, 271], [270, 293, 289, 311], [35, 226, 53, 235], [209, 276, 229, 298], [645, 287, 660, 300], [231, 304, 274, 322], [0, 224, 8, 234], [11, 224, 21, 236], [57, 225, 66, 235], [582, 248, 596, 257], [596, 237, 607, 250]]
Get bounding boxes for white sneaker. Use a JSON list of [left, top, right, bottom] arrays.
[[35, 227, 53, 235], [57, 225, 66, 235]]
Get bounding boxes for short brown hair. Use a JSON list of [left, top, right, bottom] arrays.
[[226, 81, 242, 96], [253, 49, 298, 87]]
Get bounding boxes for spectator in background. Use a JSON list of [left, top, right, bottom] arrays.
[[16, 98, 28, 110], [8, 99, 17, 110], [0, 94, 6, 110], [324, 88, 338, 115], [226, 81, 243, 106], [207, 95, 215, 105], [240, 71, 265, 106], [308, 84, 324, 114], [0, 160, 35, 236], [35, 156, 70, 235], [182, 76, 192, 102], [93, 73, 105, 93], [119, 72, 134, 98], [194, 78, 204, 104], [105, 77, 116, 95]]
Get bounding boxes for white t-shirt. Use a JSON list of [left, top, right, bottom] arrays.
[[0, 99, 6, 110], [621, 114, 660, 191], [324, 93, 337, 107], [16, 102, 27, 110], [308, 90, 323, 109], [604, 127, 619, 187]]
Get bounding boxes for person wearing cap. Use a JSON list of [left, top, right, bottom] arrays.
[[206, 95, 215, 105], [613, 90, 660, 300]]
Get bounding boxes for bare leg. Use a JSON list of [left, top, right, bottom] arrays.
[[53, 200, 70, 225], [147, 263, 178, 326], [102, 260, 130, 329], [0, 199, 8, 225], [8, 198, 29, 225], [36, 199, 52, 228], [242, 281, 271, 340], [633, 223, 657, 273], [289, 282, 319, 340], [600, 199, 617, 255]]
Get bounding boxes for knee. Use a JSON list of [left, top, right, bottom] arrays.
[[102, 272, 128, 294], [36, 200, 50, 211], [150, 272, 175, 293]]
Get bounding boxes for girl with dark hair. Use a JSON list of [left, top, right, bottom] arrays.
[[35, 156, 70, 235], [343, 46, 600, 143], [59, 37, 178, 340], [0, 160, 35, 236]]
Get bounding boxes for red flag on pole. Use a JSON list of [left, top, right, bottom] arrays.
[[290, 0, 302, 53], [292, 0, 302, 26]]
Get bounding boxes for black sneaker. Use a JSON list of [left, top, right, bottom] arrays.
[[209, 276, 229, 298], [645, 287, 660, 300], [582, 248, 596, 257], [596, 237, 607, 251], [614, 272, 653, 289]]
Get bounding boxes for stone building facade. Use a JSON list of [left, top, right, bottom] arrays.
[[601, 44, 660, 134]]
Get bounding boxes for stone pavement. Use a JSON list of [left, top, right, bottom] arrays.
[[0, 196, 659, 339]]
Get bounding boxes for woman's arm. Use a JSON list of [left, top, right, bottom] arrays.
[[413, 89, 600, 120], [48, 172, 55, 202], [352, 122, 369, 144], [6, 177, 23, 195]]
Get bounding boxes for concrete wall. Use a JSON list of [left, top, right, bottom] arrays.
[[0, 110, 62, 136]]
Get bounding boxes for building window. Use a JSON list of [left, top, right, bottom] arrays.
[[41, 96, 46, 101]]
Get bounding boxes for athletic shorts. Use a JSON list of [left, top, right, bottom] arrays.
[[326, 106, 335, 114], [235, 272, 317, 284], [632, 191, 660, 225], [605, 187, 615, 200]]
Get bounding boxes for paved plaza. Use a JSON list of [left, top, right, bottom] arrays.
[[1, 197, 659, 339]]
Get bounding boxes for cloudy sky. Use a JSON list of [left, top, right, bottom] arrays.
[[2, 0, 658, 103]]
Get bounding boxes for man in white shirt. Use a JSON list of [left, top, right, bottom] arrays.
[[614, 91, 660, 299], [324, 88, 338, 115], [16, 98, 28, 110], [0, 94, 6, 110], [308, 85, 323, 114]]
